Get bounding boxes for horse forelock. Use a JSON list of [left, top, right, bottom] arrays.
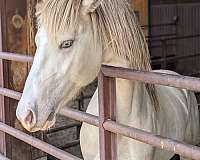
[[36, 0, 82, 42], [35, 0, 159, 111]]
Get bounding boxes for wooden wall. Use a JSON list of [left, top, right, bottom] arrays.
[[0, 0, 38, 159], [132, 0, 149, 26], [0, 7, 6, 157]]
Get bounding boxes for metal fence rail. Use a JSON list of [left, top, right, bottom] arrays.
[[0, 122, 81, 160], [0, 52, 33, 62], [1, 52, 200, 159], [2, 87, 200, 159], [101, 65, 200, 92]]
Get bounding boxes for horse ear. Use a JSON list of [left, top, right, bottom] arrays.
[[81, 0, 101, 13]]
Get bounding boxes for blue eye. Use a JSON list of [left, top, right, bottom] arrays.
[[60, 40, 74, 49]]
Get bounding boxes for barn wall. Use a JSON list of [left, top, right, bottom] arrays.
[[150, 3, 200, 76], [0, 6, 6, 156], [0, 0, 36, 159], [132, 0, 148, 26]]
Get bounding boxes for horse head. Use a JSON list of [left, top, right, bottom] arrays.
[[16, 0, 103, 132]]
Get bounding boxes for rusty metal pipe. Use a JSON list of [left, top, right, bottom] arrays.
[[104, 120, 200, 160], [0, 122, 82, 160], [102, 65, 200, 92], [98, 71, 117, 160], [0, 52, 33, 63], [0, 153, 10, 160], [0, 87, 21, 100], [1, 87, 200, 159], [60, 107, 99, 127]]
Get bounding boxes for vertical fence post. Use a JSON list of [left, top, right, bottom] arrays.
[[98, 70, 117, 160]]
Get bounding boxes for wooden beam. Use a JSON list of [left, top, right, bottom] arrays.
[[0, 1, 6, 156], [132, 0, 148, 26]]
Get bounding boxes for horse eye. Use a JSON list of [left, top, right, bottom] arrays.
[[60, 40, 74, 49]]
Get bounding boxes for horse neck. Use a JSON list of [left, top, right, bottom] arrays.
[[102, 51, 148, 121]]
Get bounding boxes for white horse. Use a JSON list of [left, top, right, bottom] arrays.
[[16, 0, 200, 159]]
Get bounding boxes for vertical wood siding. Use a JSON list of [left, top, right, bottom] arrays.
[[0, 6, 6, 156], [1, 0, 32, 159]]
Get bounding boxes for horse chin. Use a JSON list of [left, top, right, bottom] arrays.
[[28, 127, 42, 133], [41, 117, 56, 131]]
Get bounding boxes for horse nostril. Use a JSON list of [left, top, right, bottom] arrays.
[[24, 110, 36, 128]]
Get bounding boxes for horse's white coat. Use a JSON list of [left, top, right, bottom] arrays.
[[16, 0, 200, 159], [81, 56, 200, 160]]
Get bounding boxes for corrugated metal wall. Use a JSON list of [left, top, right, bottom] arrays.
[[150, 4, 177, 70], [150, 3, 200, 76], [176, 3, 200, 75]]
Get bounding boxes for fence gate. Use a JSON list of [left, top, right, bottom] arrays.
[[1, 52, 200, 160]]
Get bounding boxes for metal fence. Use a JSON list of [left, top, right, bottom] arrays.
[[1, 52, 200, 160]]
